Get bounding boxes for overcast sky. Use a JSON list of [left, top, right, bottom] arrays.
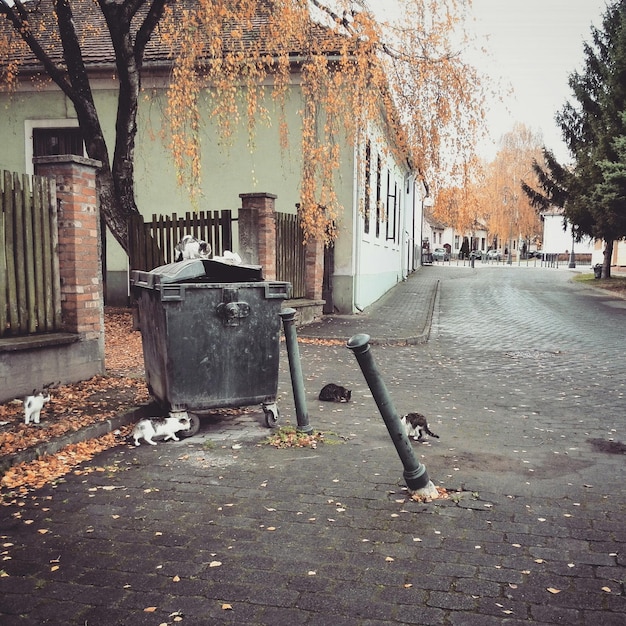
[[365, 0, 609, 164], [468, 0, 609, 162]]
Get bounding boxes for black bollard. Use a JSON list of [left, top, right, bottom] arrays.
[[280, 308, 313, 434], [347, 333, 433, 492]]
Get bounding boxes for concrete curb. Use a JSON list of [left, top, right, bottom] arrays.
[[0, 405, 147, 474]]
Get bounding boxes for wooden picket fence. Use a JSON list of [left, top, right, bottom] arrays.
[[129, 210, 306, 298], [275, 211, 306, 298], [128, 210, 234, 271], [0, 170, 62, 337]]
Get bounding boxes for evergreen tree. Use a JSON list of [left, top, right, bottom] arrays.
[[521, 148, 570, 213], [556, 0, 626, 278]]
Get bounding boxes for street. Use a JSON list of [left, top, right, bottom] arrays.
[[1, 265, 624, 625]]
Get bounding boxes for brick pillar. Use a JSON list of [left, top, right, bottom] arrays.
[[238, 192, 277, 280], [305, 237, 324, 300], [33, 155, 103, 341]]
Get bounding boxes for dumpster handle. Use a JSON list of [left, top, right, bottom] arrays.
[[160, 284, 185, 302], [264, 282, 292, 299]]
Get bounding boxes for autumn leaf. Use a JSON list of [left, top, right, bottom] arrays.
[[143, 606, 157, 612], [221, 603, 233, 611], [547, 588, 561, 594]]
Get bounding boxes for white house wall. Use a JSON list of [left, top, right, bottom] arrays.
[[331, 129, 415, 313], [0, 75, 418, 313], [542, 213, 595, 256]]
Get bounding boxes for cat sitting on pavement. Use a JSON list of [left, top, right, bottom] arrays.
[[132, 413, 191, 446], [318, 383, 352, 402]]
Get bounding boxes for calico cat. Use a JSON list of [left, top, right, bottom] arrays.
[[318, 383, 351, 402], [23, 391, 51, 425], [174, 235, 211, 261], [132, 413, 191, 446], [401, 412, 439, 441]]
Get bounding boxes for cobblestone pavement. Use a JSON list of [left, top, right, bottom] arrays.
[[1, 265, 624, 625]]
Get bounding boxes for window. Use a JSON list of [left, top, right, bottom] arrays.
[[25, 119, 84, 174], [386, 178, 398, 243], [33, 127, 84, 157]]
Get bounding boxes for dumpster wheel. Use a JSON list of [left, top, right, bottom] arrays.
[[179, 412, 201, 438], [263, 403, 279, 428]]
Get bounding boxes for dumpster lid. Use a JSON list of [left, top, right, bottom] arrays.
[[148, 259, 264, 284]]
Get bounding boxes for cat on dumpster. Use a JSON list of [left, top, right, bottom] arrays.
[[174, 235, 211, 261]]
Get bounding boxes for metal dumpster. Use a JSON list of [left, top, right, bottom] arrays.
[[131, 259, 291, 435]]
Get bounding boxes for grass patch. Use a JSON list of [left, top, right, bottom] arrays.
[[573, 272, 626, 296]]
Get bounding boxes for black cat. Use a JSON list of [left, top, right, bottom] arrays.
[[318, 383, 351, 402]]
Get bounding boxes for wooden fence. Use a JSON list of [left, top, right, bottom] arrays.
[[0, 170, 61, 338], [128, 210, 234, 271], [275, 212, 306, 298], [129, 210, 307, 298]]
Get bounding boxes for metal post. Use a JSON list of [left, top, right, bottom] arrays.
[[279, 308, 313, 434], [568, 231, 576, 268], [346, 333, 436, 495]]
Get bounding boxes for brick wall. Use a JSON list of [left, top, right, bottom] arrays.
[[34, 156, 103, 339], [239, 192, 277, 280]]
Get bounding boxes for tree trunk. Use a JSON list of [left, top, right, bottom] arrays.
[[603, 239, 613, 279]]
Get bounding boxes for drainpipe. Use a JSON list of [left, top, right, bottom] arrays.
[[353, 141, 363, 313]]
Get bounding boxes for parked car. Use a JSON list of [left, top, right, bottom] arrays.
[[486, 249, 502, 261], [469, 250, 483, 260], [432, 247, 450, 261]]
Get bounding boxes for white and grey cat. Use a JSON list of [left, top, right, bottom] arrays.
[[23, 391, 51, 425], [174, 235, 211, 261], [401, 412, 439, 441], [132, 413, 191, 446]]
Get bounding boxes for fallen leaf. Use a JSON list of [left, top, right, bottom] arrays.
[[547, 588, 561, 594], [602, 586, 611, 593], [144, 606, 157, 612], [172, 575, 180, 582], [50, 565, 59, 572], [385, 557, 394, 562], [221, 603, 233, 611], [209, 561, 222, 568]]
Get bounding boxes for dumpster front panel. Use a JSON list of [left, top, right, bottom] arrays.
[[136, 280, 290, 411], [137, 287, 171, 404]]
